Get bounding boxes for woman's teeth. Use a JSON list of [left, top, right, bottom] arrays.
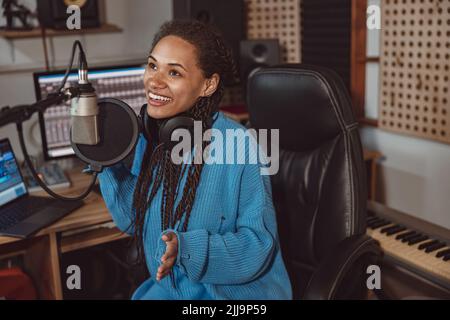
[[148, 92, 172, 102]]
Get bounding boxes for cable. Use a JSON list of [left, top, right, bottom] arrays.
[[57, 40, 85, 92], [16, 122, 97, 202]]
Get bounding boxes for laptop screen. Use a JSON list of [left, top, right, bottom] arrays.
[[0, 139, 27, 207]]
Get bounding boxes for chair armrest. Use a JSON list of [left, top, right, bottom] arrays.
[[304, 234, 382, 300]]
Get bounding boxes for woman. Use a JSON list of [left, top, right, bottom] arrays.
[[98, 19, 292, 300]]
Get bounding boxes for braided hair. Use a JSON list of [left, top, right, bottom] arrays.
[[131, 20, 239, 264]]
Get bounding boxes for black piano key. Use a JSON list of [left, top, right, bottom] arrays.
[[396, 230, 415, 240], [367, 218, 384, 228], [370, 220, 392, 230], [425, 242, 446, 253], [387, 226, 407, 236], [408, 235, 429, 245], [418, 240, 439, 250], [436, 248, 450, 258], [401, 232, 419, 242], [380, 225, 406, 235], [402, 233, 423, 243], [380, 224, 400, 234]]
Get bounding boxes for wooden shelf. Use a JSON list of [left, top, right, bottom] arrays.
[[0, 23, 122, 40]]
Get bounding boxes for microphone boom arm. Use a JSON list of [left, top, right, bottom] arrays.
[[0, 87, 79, 127]]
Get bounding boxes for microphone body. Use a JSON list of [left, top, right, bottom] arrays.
[[70, 87, 99, 145], [70, 62, 100, 145]]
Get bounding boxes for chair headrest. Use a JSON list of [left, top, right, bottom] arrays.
[[247, 64, 358, 152]]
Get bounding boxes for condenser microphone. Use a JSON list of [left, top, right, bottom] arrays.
[[70, 50, 100, 145]]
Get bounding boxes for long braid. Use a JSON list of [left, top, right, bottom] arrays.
[[132, 142, 163, 261], [181, 164, 203, 231], [214, 37, 240, 86], [171, 96, 214, 230], [129, 144, 152, 261]]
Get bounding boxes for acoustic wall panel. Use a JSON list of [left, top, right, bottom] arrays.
[[301, 0, 352, 90], [379, 0, 450, 143]]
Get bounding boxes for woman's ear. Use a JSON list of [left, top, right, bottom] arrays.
[[201, 73, 220, 97]]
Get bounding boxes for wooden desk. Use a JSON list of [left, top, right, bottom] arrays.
[[0, 168, 128, 300]]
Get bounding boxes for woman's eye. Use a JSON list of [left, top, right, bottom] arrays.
[[170, 70, 181, 77], [148, 62, 156, 70]]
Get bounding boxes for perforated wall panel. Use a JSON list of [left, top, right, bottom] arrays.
[[379, 0, 450, 143]]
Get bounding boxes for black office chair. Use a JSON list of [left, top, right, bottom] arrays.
[[246, 64, 382, 299]]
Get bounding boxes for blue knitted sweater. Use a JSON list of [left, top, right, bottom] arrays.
[[98, 112, 292, 300]]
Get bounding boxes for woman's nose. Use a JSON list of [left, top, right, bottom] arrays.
[[148, 73, 167, 89]]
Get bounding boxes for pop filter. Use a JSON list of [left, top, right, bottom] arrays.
[[72, 98, 140, 171]]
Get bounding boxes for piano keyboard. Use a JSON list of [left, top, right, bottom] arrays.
[[366, 201, 450, 294]]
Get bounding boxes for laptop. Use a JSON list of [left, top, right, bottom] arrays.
[[0, 138, 83, 238]]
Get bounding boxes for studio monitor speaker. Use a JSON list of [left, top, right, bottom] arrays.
[[240, 39, 280, 84]]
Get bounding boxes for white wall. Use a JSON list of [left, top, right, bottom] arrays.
[[362, 0, 450, 229], [361, 127, 450, 229], [0, 0, 172, 161]]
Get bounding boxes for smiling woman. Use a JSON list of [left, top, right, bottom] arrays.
[[97, 19, 292, 300]]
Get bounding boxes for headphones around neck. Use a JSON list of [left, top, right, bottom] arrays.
[[139, 104, 213, 151]]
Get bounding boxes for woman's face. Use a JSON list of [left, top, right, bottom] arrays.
[[144, 35, 219, 119]]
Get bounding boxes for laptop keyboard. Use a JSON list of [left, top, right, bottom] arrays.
[[0, 197, 55, 231]]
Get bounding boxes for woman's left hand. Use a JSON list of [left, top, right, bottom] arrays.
[[157, 232, 178, 281]]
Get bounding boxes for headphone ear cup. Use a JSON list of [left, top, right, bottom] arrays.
[[159, 116, 195, 151], [139, 104, 214, 151]]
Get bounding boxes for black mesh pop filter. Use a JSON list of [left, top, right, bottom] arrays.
[[71, 98, 140, 169]]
